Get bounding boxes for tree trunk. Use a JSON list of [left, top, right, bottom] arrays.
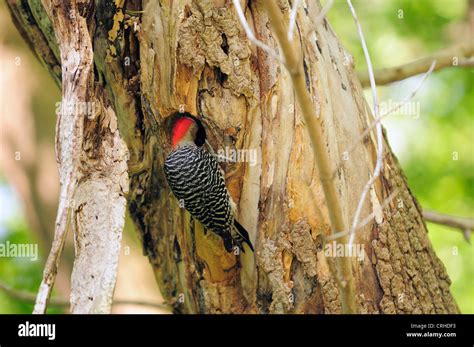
[[6, 0, 459, 314]]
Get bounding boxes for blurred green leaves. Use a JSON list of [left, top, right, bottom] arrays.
[[328, 0, 473, 312]]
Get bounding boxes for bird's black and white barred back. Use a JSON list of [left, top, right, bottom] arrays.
[[164, 113, 254, 253]]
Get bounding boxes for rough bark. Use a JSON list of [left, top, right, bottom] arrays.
[[46, 0, 129, 314], [7, 0, 129, 313], [0, 10, 164, 312], [6, 0, 459, 314]]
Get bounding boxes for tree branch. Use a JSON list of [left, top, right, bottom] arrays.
[[346, 0, 384, 249], [287, 0, 300, 41], [0, 280, 170, 311], [331, 61, 437, 181], [260, 0, 357, 313], [306, 0, 334, 39], [325, 189, 400, 242], [33, 0, 93, 314], [423, 210, 473, 243], [231, 0, 284, 64], [357, 42, 474, 87], [34, 0, 129, 314]]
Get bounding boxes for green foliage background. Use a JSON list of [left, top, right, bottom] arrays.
[[328, 0, 473, 313], [0, 0, 472, 313]]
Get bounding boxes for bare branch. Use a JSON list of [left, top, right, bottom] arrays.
[[0, 280, 170, 311], [306, 0, 335, 39], [34, 0, 129, 315], [325, 189, 399, 241], [33, 0, 93, 314], [346, 0, 383, 248], [331, 60, 437, 181], [260, 0, 357, 313], [366, 61, 436, 135], [358, 42, 474, 87], [315, 0, 334, 28], [231, 0, 285, 64], [288, 0, 300, 41], [423, 210, 473, 243]]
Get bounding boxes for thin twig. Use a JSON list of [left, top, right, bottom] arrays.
[[33, 203, 71, 314], [325, 189, 399, 241], [306, 0, 334, 39], [288, 0, 300, 41], [423, 210, 473, 243], [231, 0, 285, 64], [357, 42, 474, 87], [315, 0, 334, 28], [0, 280, 171, 311], [346, 0, 383, 248], [360, 61, 437, 144], [260, 0, 357, 314], [330, 60, 437, 181]]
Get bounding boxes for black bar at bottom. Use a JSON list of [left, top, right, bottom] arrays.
[[0, 314, 472, 346]]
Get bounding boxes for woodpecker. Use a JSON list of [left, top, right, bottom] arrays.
[[164, 112, 254, 253]]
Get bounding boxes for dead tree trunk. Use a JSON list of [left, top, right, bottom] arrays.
[[6, 0, 459, 314]]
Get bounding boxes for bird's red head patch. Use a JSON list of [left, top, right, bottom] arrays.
[[171, 117, 194, 148]]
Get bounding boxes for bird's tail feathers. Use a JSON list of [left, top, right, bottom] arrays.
[[232, 220, 254, 253]]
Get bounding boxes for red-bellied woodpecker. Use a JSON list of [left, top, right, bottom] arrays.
[[164, 112, 254, 253]]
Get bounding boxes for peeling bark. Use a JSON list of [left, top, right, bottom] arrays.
[[10, 0, 130, 313], [6, 0, 459, 314], [69, 101, 129, 313]]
